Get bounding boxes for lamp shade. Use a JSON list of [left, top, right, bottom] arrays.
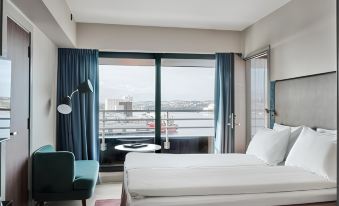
[[57, 80, 93, 114], [78, 79, 93, 93], [57, 96, 72, 114]]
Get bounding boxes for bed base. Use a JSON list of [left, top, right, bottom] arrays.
[[121, 186, 336, 206]]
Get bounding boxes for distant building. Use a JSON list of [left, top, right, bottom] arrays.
[[105, 96, 133, 116]]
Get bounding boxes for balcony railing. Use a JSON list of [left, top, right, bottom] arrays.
[[99, 109, 214, 139], [99, 109, 214, 170]]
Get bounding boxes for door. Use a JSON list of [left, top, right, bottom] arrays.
[[6, 17, 30, 205]]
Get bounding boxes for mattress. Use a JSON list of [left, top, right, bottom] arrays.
[[124, 153, 266, 170], [129, 188, 337, 206], [126, 166, 336, 198], [123, 153, 337, 206]]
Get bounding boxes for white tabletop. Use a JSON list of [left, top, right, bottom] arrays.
[[115, 143, 162, 152]]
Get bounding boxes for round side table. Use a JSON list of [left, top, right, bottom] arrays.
[[114, 143, 161, 152]]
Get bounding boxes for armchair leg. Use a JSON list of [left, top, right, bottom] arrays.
[[82, 199, 87, 206]]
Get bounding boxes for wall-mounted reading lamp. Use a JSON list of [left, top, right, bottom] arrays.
[[57, 79, 93, 114]]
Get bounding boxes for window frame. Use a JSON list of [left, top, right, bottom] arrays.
[[98, 52, 216, 147]]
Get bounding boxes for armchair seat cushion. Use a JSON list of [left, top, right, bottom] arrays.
[[73, 160, 99, 190]]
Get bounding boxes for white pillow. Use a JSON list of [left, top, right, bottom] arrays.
[[316, 128, 337, 136], [285, 127, 337, 181], [246, 128, 290, 165], [273, 123, 303, 158]]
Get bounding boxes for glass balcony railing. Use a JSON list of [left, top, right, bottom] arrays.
[[98, 109, 214, 171]]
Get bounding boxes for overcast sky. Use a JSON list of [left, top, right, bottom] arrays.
[[99, 65, 215, 102]]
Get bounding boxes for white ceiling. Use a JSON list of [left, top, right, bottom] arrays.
[[66, 0, 290, 31]]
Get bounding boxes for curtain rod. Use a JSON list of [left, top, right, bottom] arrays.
[[99, 51, 243, 60]]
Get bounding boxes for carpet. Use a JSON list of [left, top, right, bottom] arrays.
[[95, 199, 121, 206]]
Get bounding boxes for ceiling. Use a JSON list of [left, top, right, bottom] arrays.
[[65, 0, 290, 31]]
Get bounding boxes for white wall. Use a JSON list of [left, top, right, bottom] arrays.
[[31, 26, 58, 152], [10, 0, 75, 47], [42, 0, 76, 46], [4, 0, 58, 152], [243, 0, 336, 80], [77, 23, 243, 53]]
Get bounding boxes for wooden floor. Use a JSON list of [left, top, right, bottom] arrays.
[[47, 173, 123, 206]]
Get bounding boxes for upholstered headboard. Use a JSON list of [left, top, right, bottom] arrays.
[[275, 72, 337, 130]]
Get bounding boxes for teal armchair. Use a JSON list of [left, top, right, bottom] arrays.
[[32, 145, 99, 206]]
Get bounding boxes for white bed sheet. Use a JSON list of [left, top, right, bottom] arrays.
[[124, 153, 266, 170], [127, 166, 336, 198], [129, 188, 337, 206]]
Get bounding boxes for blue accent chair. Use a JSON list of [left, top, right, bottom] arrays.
[[32, 145, 99, 206]]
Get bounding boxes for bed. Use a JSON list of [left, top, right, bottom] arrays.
[[121, 72, 337, 206], [122, 154, 336, 206]]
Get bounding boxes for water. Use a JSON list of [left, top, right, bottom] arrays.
[[163, 112, 214, 137]]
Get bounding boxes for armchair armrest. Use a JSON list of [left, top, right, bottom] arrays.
[[32, 151, 75, 193]]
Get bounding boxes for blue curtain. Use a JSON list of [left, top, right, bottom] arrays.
[[214, 53, 235, 153], [57, 48, 99, 161]]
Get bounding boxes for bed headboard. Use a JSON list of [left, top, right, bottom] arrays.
[[274, 72, 337, 130]]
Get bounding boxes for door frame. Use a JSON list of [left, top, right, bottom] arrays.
[[4, 1, 33, 147], [3, 2, 33, 203]]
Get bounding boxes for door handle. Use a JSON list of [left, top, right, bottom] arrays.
[[10, 131, 17, 136], [227, 113, 235, 129], [227, 113, 240, 129]]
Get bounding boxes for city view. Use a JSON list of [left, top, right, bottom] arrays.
[[99, 63, 215, 139], [100, 99, 214, 111]]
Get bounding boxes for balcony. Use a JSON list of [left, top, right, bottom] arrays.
[[99, 109, 214, 171]]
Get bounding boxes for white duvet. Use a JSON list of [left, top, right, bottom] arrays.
[[127, 165, 336, 198]]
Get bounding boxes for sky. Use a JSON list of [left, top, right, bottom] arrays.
[[99, 65, 215, 103]]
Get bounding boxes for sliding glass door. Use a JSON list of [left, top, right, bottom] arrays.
[[161, 59, 215, 153], [98, 53, 215, 170]]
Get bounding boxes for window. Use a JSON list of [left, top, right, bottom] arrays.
[[247, 53, 269, 137], [161, 59, 215, 153], [98, 53, 215, 171], [99, 58, 156, 168]]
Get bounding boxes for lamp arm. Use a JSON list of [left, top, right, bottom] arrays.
[[69, 89, 79, 99]]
